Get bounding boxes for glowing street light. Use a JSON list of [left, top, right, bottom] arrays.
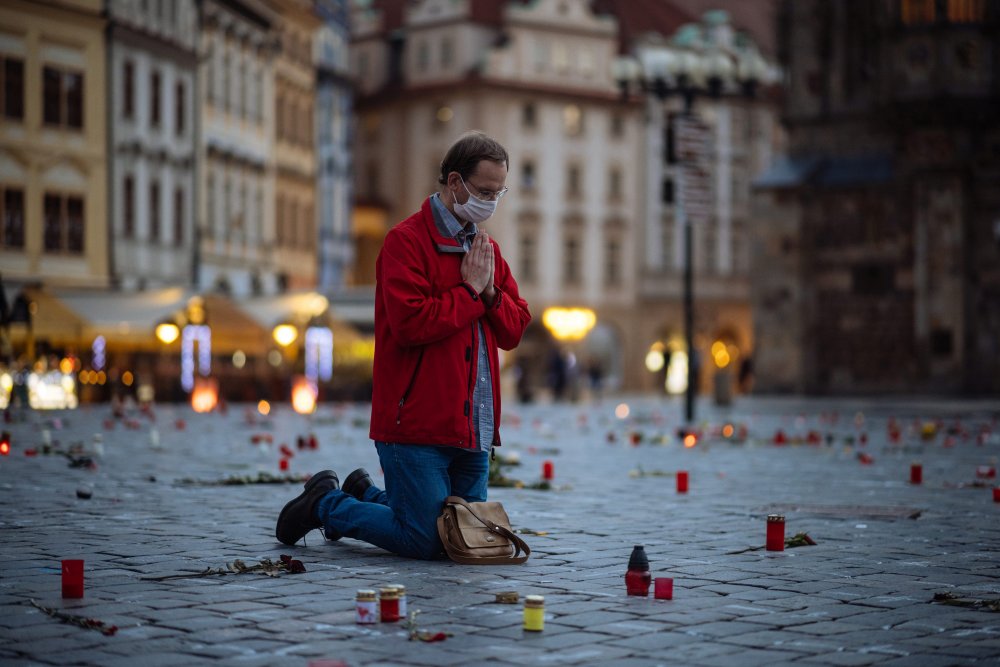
[[541, 307, 597, 342], [156, 322, 180, 344], [273, 323, 299, 347]]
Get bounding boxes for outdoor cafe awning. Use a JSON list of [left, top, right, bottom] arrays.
[[17, 287, 192, 349], [240, 291, 364, 346], [14, 288, 270, 355], [753, 155, 823, 189], [754, 153, 893, 190]]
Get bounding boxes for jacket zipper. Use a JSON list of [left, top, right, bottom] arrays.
[[395, 349, 425, 425], [465, 325, 476, 446]]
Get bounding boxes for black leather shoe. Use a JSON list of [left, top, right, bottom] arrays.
[[342, 468, 373, 501], [275, 470, 339, 545]]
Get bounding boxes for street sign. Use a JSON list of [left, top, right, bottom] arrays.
[[675, 117, 712, 226]]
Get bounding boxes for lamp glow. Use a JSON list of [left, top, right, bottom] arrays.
[[156, 323, 180, 344], [645, 342, 666, 372], [305, 327, 334, 383], [291, 377, 317, 415], [181, 325, 212, 392], [92, 336, 105, 371], [542, 307, 597, 342], [191, 378, 219, 413], [273, 324, 299, 347]]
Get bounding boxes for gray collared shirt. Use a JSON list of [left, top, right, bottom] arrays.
[[429, 194, 494, 451]]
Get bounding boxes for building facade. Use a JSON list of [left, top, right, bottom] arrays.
[[107, 0, 198, 290], [0, 0, 108, 290], [350, 0, 780, 394], [273, 0, 321, 291], [752, 0, 1000, 394], [351, 0, 644, 390], [197, 0, 278, 296], [315, 0, 355, 292]]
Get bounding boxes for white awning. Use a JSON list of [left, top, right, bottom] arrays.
[[47, 287, 193, 343]]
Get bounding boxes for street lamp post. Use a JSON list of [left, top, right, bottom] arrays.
[[613, 16, 769, 425]]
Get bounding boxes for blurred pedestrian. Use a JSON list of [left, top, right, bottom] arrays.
[[276, 131, 531, 558], [515, 357, 534, 403], [738, 355, 754, 394], [548, 348, 567, 401], [586, 357, 604, 399]]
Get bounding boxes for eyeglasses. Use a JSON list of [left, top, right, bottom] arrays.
[[463, 177, 509, 202]]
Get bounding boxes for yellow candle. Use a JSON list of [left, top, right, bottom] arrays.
[[523, 595, 544, 631]]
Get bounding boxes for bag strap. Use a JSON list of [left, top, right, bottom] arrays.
[[442, 496, 531, 564]]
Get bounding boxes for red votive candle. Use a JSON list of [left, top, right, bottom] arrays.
[[279, 458, 289, 471], [62, 559, 84, 598], [654, 577, 673, 600], [542, 460, 554, 481], [379, 587, 400, 622], [910, 463, 922, 485], [766, 514, 785, 551], [676, 471, 689, 494], [625, 545, 652, 596]]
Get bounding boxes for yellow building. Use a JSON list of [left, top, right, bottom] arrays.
[[273, 0, 321, 290], [0, 0, 108, 289]]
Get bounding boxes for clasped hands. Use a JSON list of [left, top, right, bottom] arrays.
[[461, 231, 495, 305]]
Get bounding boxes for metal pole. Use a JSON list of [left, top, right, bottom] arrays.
[[684, 217, 694, 424], [675, 109, 696, 425]]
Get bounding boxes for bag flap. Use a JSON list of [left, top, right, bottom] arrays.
[[453, 500, 510, 527]]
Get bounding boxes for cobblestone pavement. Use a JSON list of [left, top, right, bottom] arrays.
[[1, 395, 999, 667]]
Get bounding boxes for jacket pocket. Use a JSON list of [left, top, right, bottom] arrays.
[[395, 348, 425, 425]]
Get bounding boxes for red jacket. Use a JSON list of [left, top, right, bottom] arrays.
[[369, 197, 531, 448]]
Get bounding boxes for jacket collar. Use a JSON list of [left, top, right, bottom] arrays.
[[425, 195, 476, 254]]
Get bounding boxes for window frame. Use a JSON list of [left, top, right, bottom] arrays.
[[563, 236, 581, 286], [604, 238, 621, 287], [0, 185, 26, 249], [518, 231, 536, 284], [608, 165, 622, 201], [2, 55, 25, 121], [123, 175, 135, 238], [522, 103, 537, 129], [42, 64, 85, 130], [175, 80, 185, 135], [174, 187, 184, 247], [150, 69, 162, 128], [563, 104, 583, 137], [566, 163, 582, 197], [123, 60, 135, 120], [149, 179, 161, 243], [521, 159, 536, 191], [42, 190, 85, 254]]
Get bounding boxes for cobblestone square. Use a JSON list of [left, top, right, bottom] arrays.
[[1, 396, 998, 666]]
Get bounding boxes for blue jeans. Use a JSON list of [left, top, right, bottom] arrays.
[[315, 442, 489, 560]]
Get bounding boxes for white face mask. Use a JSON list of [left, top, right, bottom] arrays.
[[453, 177, 498, 224]]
